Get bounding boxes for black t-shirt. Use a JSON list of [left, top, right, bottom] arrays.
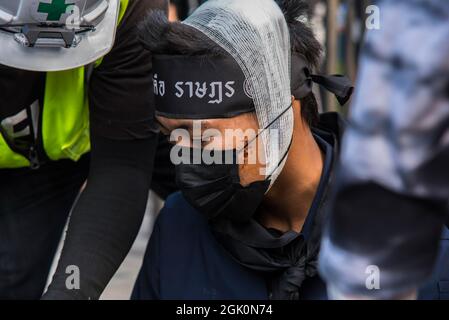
[[0, 0, 166, 162]]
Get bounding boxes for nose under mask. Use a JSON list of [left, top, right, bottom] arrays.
[[174, 104, 294, 222], [175, 147, 271, 222]]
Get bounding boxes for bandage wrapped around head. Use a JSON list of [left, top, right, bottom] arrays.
[[151, 0, 353, 186], [183, 0, 294, 184]]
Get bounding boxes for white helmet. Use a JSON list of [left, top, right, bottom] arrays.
[[0, 0, 120, 71]]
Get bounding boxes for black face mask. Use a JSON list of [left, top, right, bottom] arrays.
[[175, 147, 271, 222], [174, 104, 294, 222]]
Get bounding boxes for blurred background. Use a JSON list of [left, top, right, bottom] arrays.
[[80, 0, 375, 299]]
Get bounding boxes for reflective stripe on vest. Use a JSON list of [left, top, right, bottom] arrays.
[[0, 0, 129, 168]]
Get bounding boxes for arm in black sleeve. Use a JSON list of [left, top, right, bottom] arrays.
[[43, 0, 169, 299], [43, 133, 158, 300]]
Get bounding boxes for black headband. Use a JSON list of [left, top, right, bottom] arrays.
[[152, 54, 354, 119], [152, 54, 255, 119]]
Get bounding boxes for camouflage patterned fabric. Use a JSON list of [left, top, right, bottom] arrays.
[[319, 0, 449, 299]]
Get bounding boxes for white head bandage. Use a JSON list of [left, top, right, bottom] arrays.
[[184, 0, 294, 184]]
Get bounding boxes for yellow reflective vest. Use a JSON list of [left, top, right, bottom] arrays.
[[0, 0, 129, 169]]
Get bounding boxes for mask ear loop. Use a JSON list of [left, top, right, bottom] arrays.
[[235, 103, 294, 175]]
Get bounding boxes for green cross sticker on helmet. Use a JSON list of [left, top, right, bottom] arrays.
[[37, 0, 76, 21], [31, 0, 86, 23]]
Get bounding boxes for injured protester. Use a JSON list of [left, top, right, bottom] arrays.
[[131, 0, 353, 300]]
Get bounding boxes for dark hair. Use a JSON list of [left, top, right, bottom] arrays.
[[139, 0, 322, 127]]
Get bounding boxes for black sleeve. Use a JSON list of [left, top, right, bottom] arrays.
[[89, 0, 168, 141], [42, 0, 169, 299], [43, 134, 157, 300], [89, 0, 177, 199]]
